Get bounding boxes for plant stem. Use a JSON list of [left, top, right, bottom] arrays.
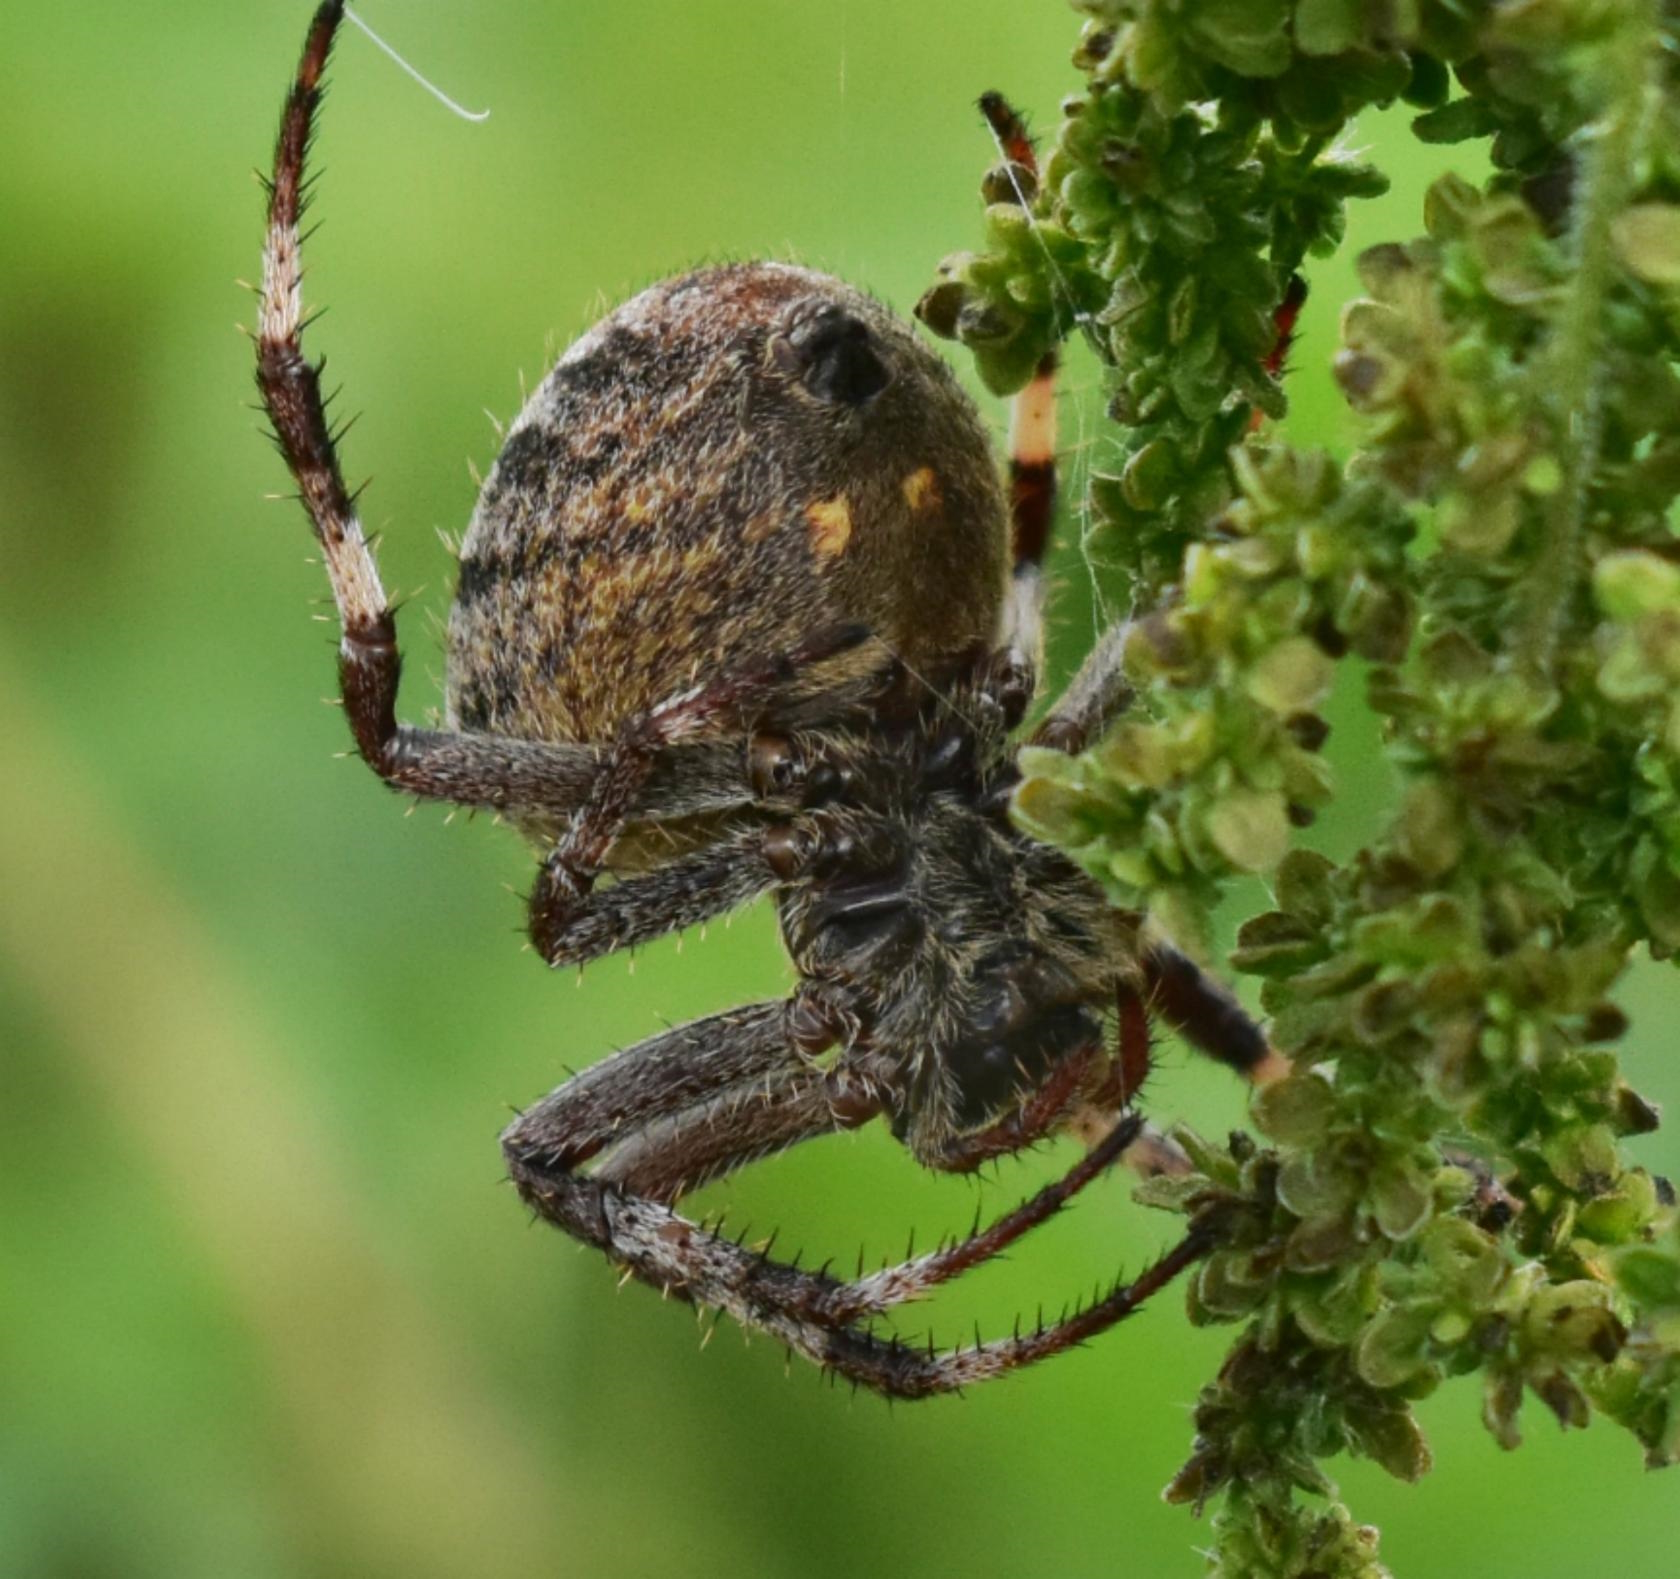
[[1516, 10, 1654, 675]]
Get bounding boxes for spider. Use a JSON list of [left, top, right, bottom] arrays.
[[256, 2, 1281, 1399]]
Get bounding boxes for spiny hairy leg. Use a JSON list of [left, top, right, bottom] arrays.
[[530, 623, 873, 945], [800, 1107, 1150, 1326], [530, 824, 775, 968], [1031, 613, 1136, 752], [505, 1009, 1210, 1397], [974, 95, 1137, 757], [503, 1002, 818, 1172], [514, 1108, 1212, 1399], [812, 1221, 1215, 1398], [254, 1, 762, 828], [256, 2, 404, 772]]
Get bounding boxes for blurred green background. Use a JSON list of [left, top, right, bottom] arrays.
[[3, 3, 1678, 1575]]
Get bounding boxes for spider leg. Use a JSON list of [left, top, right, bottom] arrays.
[[975, 93, 1139, 755], [254, 4, 781, 830], [1030, 613, 1135, 752], [503, 999, 887, 1321], [529, 624, 872, 952], [1002, 348, 1058, 662], [529, 822, 773, 967], [505, 1009, 1213, 1396], [504, 1001, 830, 1170], [1143, 942, 1288, 1082], [524, 1138, 1212, 1403], [591, 1067, 871, 1202], [581, 1105, 1160, 1323], [924, 1042, 1103, 1173], [970, 92, 1060, 669], [810, 1223, 1216, 1398], [966, 99, 1150, 755], [593, 1048, 1153, 1322], [809, 1105, 1148, 1323]]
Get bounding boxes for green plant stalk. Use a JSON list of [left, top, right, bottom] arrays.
[[1516, 3, 1655, 675]]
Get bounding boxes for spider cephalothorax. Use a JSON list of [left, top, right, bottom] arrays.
[[256, 2, 1276, 1399]]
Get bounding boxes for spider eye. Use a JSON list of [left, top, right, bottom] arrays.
[[775, 307, 893, 406]]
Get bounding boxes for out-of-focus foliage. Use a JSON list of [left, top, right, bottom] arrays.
[[2, 4, 1679, 1579], [923, 0, 1680, 1572]]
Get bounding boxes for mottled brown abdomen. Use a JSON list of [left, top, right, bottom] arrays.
[[446, 262, 1008, 746]]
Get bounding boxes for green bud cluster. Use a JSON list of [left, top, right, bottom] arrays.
[[930, 1, 1680, 1573], [1013, 449, 1413, 953]]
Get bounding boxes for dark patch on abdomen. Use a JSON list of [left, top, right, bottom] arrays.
[[453, 551, 506, 608]]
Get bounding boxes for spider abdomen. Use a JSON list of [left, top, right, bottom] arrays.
[[445, 262, 1010, 756]]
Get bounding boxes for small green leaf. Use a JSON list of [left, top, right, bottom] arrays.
[[1294, 0, 1364, 56], [1278, 1150, 1361, 1219], [1614, 204, 1680, 286], [1542, 1123, 1620, 1193], [1194, 1250, 1272, 1319], [1095, 720, 1181, 790], [1524, 1282, 1626, 1364], [1370, 1163, 1433, 1241], [1421, 1218, 1507, 1306], [1205, 788, 1292, 872], [1121, 437, 1181, 511], [1595, 550, 1680, 621], [1275, 848, 1338, 926], [1412, 97, 1499, 145], [1232, 909, 1325, 975], [1284, 1213, 1362, 1273], [1482, 1366, 1524, 1450], [1394, 780, 1465, 881], [1356, 1304, 1436, 1388], [1132, 1172, 1215, 1213], [1187, 0, 1293, 77], [1253, 1070, 1337, 1144], [1615, 1246, 1680, 1311], [1246, 636, 1338, 713]]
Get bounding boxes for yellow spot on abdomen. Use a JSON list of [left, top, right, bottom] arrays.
[[806, 496, 853, 559], [901, 465, 942, 515]]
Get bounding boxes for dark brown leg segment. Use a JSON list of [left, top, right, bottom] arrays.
[[529, 824, 774, 967], [1142, 943, 1282, 1080], [504, 1010, 1209, 1398], [1008, 351, 1059, 577], [530, 623, 873, 944], [504, 1002, 815, 1173]]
